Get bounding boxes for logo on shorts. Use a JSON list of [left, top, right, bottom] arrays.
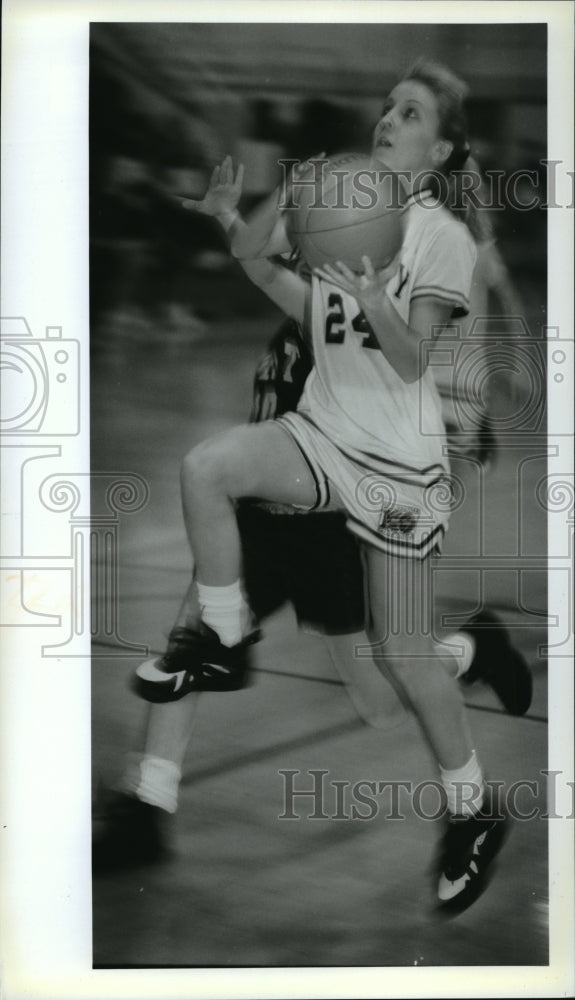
[[379, 504, 419, 537]]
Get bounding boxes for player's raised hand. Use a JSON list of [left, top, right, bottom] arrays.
[[181, 156, 245, 219], [314, 255, 398, 306]]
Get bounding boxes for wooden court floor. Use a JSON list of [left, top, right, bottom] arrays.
[[91, 300, 549, 968]]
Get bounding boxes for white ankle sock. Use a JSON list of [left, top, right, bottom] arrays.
[[196, 579, 249, 647], [135, 755, 182, 814], [435, 632, 476, 679], [440, 750, 485, 817]]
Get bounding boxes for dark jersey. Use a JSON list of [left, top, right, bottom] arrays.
[[250, 318, 313, 423]]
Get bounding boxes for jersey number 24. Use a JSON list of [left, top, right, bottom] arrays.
[[325, 293, 379, 350]]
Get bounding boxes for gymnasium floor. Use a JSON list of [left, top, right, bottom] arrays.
[[91, 268, 549, 968]]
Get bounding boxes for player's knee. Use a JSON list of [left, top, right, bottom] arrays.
[[181, 435, 249, 499], [181, 439, 229, 497]]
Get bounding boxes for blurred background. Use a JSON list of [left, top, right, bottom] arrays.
[[90, 21, 547, 340], [90, 22, 551, 969]]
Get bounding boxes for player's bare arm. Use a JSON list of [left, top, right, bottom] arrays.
[[233, 153, 327, 261], [315, 255, 453, 383], [181, 156, 308, 324]]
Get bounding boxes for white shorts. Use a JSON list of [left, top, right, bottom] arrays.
[[276, 412, 451, 560]]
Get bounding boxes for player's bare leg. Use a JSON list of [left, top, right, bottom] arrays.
[[132, 421, 318, 704], [134, 579, 202, 768], [96, 427, 325, 874], [180, 422, 318, 585], [324, 631, 408, 729], [365, 546, 509, 914], [93, 581, 203, 873], [365, 547, 473, 769]]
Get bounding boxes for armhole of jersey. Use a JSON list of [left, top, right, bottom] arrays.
[[409, 288, 470, 319]]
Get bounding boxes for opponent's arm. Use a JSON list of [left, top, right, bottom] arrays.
[[315, 256, 454, 383], [181, 157, 308, 324]]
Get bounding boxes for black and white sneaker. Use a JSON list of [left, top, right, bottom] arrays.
[[92, 792, 168, 874], [435, 807, 510, 916], [461, 611, 533, 716], [131, 624, 261, 703]]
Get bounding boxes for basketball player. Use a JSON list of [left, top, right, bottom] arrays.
[[95, 61, 532, 916]]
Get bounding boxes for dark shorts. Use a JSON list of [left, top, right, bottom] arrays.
[[237, 501, 366, 634]]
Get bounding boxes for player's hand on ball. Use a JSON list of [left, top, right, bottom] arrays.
[[314, 255, 398, 307], [181, 156, 244, 221]]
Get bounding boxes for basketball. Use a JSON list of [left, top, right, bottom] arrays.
[[285, 152, 407, 273]]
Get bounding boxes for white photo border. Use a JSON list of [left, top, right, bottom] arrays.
[[1, 1, 573, 998]]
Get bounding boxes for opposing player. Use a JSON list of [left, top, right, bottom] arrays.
[[96, 61, 532, 915]]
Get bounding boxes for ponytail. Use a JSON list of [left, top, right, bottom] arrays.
[[402, 60, 493, 244], [446, 154, 494, 244]]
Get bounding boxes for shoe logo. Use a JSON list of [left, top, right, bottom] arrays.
[[473, 831, 488, 852], [438, 870, 471, 901], [173, 671, 186, 692], [202, 662, 232, 674]]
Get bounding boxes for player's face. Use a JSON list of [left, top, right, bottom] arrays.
[[372, 81, 450, 179]]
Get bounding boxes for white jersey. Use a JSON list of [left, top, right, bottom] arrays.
[[296, 191, 477, 489]]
